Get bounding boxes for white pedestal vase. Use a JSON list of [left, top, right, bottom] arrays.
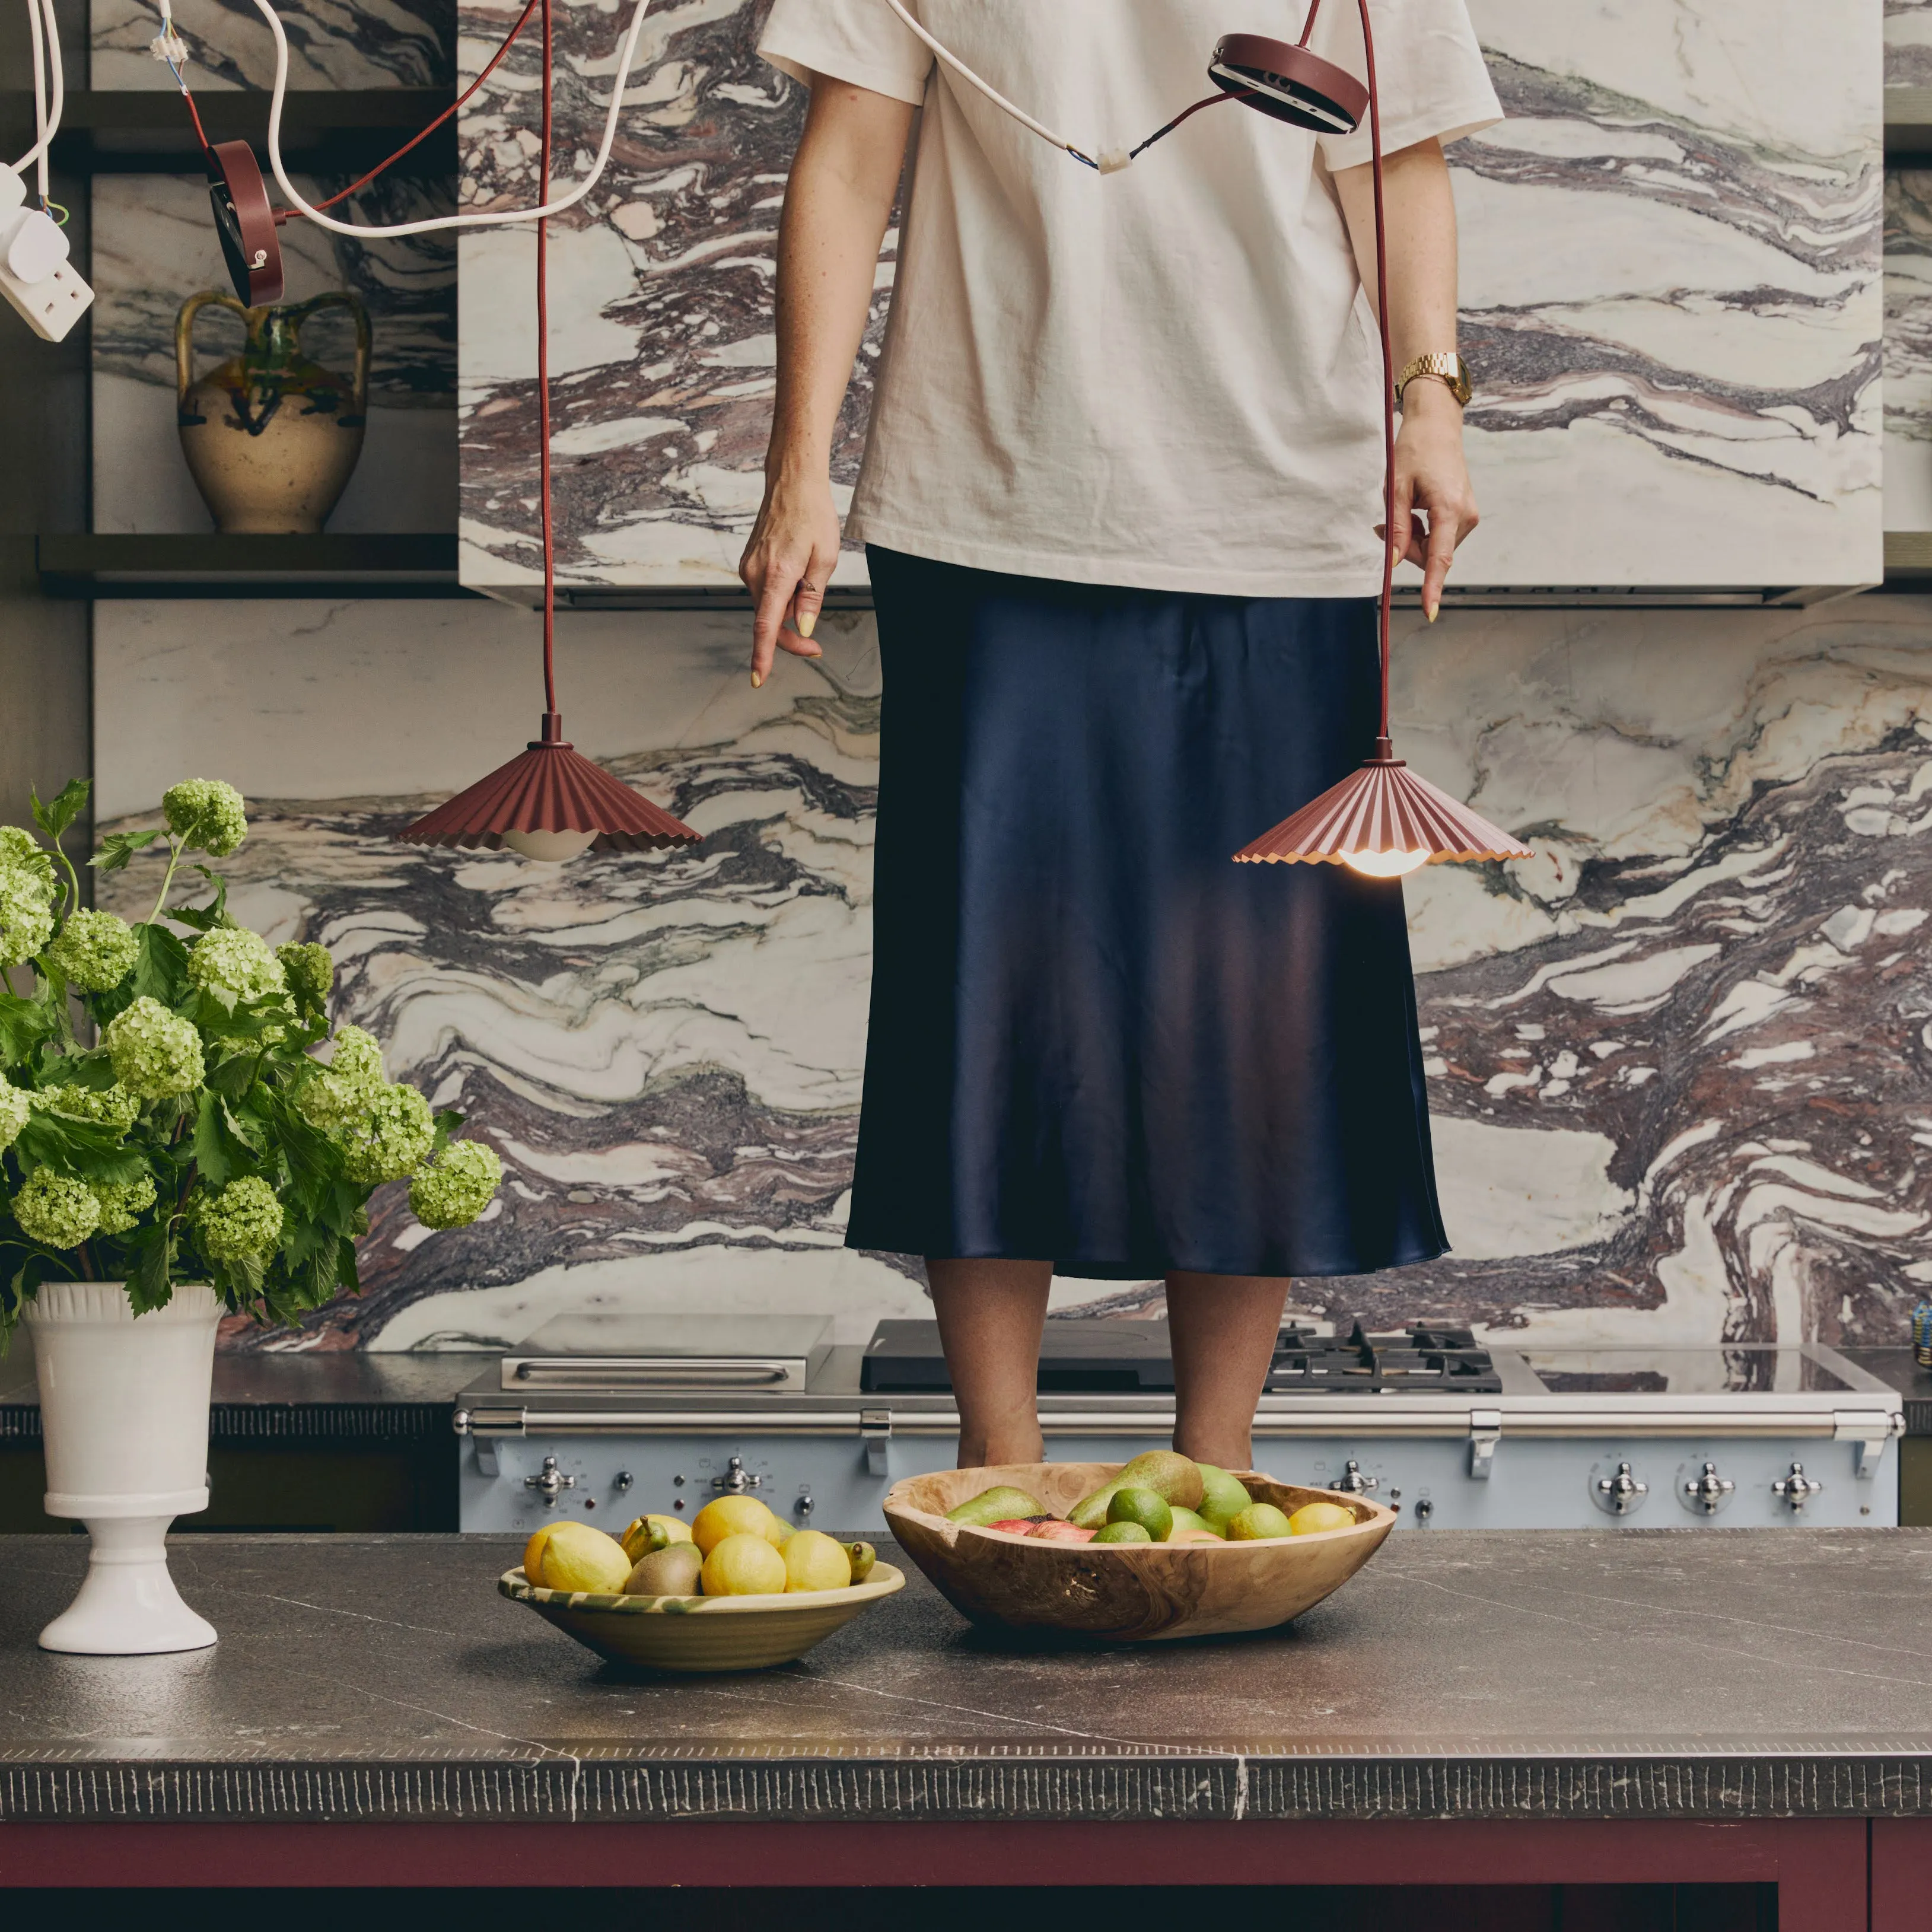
[[24, 1281, 221, 1655]]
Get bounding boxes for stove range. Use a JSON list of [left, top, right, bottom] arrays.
[[454, 1314, 1901, 1535]]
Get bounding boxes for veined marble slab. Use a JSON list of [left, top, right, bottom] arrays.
[[91, 0, 451, 89], [93, 593, 1932, 1351], [456, 0, 1881, 593], [1888, 171, 1932, 529], [1890, 0, 1932, 88], [91, 174, 455, 534]]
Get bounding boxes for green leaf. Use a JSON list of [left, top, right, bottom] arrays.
[[190, 1090, 253, 1187], [131, 923, 191, 1005], [0, 991, 56, 1070], [127, 1221, 175, 1315], [91, 829, 161, 874], [31, 777, 90, 842], [14, 1112, 148, 1185], [430, 1107, 463, 1157], [167, 866, 231, 935]]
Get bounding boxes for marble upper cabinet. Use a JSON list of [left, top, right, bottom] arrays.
[[455, 0, 1882, 597]]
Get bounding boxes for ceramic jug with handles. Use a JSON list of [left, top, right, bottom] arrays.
[[175, 287, 371, 534]]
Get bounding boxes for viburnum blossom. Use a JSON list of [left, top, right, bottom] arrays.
[[30, 1083, 142, 1131], [91, 1173, 157, 1237], [0, 1081, 28, 1151], [44, 908, 139, 991], [187, 926, 287, 1005], [276, 941, 333, 1017], [187, 1175, 284, 1262], [12, 1169, 101, 1249], [295, 1025, 386, 1128], [104, 996, 205, 1100], [0, 868, 54, 970], [161, 778, 248, 857], [409, 1140, 502, 1230], [339, 1082, 435, 1185]]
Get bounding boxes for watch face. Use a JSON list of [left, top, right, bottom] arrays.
[[1211, 36, 1366, 138], [204, 142, 284, 307], [208, 177, 253, 303]]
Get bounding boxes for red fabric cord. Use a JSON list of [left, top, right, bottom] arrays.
[[290, 0, 542, 222], [182, 87, 213, 153], [1357, 0, 1395, 742], [537, 0, 556, 714]]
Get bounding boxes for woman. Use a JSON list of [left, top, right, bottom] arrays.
[[744, 2, 1499, 1472]]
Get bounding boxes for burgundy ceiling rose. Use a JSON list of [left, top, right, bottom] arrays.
[[206, 141, 284, 306], [1210, 33, 1367, 137], [399, 714, 701, 861]]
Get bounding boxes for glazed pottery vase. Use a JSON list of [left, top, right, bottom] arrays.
[[24, 1281, 221, 1655], [176, 287, 370, 533]]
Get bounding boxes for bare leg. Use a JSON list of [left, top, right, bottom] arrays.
[[1166, 1272, 1290, 1471], [928, 1258, 1054, 1468]]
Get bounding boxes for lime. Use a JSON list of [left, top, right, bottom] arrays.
[[1195, 1465, 1253, 1530], [1107, 1486, 1173, 1540], [1288, 1501, 1357, 1535], [700, 1532, 788, 1596], [1091, 1520, 1153, 1544], [1163, 1504, 1223, 1541], [1226, 1502, 1295, 1541]]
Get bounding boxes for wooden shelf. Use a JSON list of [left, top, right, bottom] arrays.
[[1888, 87, 1932, 161], [0, 88, 456, 175], [38, 533, 470, 598]]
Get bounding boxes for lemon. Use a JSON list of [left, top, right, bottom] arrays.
[[537, 1520, 634, 1593], [1288, 1501, 1357, 1536], [619, 1513, 692, 1562], [782, 1529, 852, 1593], [1226, 1502, 1295, 1541], [522, 1523, 559, 1584], [692, 1494, 784, 1555], [701, 1532, 788, 1596]]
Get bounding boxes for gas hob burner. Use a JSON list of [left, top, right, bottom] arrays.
[[1265, 1318, 1504, 1396]]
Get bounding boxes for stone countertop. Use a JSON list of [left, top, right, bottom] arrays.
[[4, 1529, 1932, 1825]]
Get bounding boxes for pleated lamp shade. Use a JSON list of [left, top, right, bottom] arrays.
[[399, 714, 700, 860], [1235, 741, 1530, 877]]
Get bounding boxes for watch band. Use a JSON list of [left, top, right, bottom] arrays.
[[1396, 351, 1472, 410]]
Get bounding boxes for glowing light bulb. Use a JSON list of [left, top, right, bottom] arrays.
[[502, 828, 597, 862], [1342, 847, 1431, 879]]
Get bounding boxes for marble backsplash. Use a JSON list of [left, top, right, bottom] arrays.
[[90, 0, 451, 88], [91, 593, 1932, 1354]]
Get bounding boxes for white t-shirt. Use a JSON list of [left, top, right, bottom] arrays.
[[759, 0, 1500, 597]]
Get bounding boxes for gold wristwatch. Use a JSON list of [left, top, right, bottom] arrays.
[[1395, 351, 1472, 410]]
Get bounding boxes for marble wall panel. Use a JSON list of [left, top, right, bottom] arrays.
[[91, 174, 455, 534], [1891, 0, 1932, 88], [1887, 171, 1932, 529], [93, 594, 1932, 1352], [91, 0, 451, 88], [456, 0, 1880, 593]]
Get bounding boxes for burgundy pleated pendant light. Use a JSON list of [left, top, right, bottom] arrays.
[[400, 0, 699, 865], [1230, 4, 1529, 879]]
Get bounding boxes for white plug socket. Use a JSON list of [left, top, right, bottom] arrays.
[[0, 167, 94, 343]]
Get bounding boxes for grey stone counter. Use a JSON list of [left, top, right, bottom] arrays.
[[4, 1529, 1932, 1823]]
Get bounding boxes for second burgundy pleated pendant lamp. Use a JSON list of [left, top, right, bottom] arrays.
[[1224, 7, 1528, 879], [400, 0, 698, 865]]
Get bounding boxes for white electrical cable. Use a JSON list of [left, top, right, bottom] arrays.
[[11, 0, 63, 194], [249, 0, 660, 237], [881, 0, 1102, 167]]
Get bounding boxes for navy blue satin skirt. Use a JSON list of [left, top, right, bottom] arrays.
[[847, 546, 1447, 1280]]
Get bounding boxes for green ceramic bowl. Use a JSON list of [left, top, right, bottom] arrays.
[[499, 1562, 905, 1672]]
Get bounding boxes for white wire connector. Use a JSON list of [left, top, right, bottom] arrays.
[[1096, 149, 1133, 174], [149, 25, 190, 63]]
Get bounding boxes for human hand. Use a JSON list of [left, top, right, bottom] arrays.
[[1375, 380, 1479, 622], [739, 466, 839, 686]]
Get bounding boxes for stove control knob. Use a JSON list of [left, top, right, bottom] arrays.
[[1680, 1461, 1735, 1516], [710, 1455, 765, 1494], [1771, 1462, 1823, 1511], [1413, 1498, 1434, 1524], [1332, 1459, 1379, 1494], [795, 1490, 814, 1520], [524, 1454, 577, 1508], [1593, 1462, 1648, 1516], [614, 1471, 634, 1493]]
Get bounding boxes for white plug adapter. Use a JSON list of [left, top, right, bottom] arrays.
[[0, 167, 93, 343]]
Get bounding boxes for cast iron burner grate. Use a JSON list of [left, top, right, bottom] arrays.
[[1264, 1318, 1503, 1396]]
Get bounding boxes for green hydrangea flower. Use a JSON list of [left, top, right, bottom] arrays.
[[44, 908, 139, 991], [29, 1082, 141, 1131], [187, 1174, 284, 1262], [295, 1025, 387, 1129], [161, 778, 247, 858], [12, 1168, 101, 1249], [0, 868, 55, 970], [277, 941, 333, 1017], [105, 995, 206, 1100], [91, 1171, 158, 1237], [187, 926, 286, 1005], [340, 1081, 435, 1184], [0, 827, 56, 903], [409, 1139, 502, 1230], [0, 1081, 28, 1151]]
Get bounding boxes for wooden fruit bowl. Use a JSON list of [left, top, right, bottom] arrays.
[[883, 1463, 1394, 1643]]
